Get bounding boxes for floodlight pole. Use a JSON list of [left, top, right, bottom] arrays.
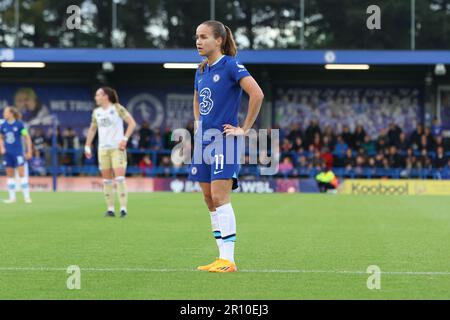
[[300, 0, 305, 49], [14, 0, 19, 47], [210, 0, 215, 20], [112, 0, 117, 30], [411, 0, 416, 50]]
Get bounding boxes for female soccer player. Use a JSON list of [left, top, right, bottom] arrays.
[[189, 21, 264, 272], [0, 106, 33, 204], [84, 87, 136, 218]]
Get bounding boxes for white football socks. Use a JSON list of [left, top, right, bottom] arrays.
[[216, 203, 236, 263], [20, 177, 30, 200], [210, 211, 224, 258], [7, 178, 16, 200]]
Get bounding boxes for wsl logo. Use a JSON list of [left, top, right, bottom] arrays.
[[199, 87, 214, 115]]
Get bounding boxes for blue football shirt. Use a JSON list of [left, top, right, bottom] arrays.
[[0, 119, 26, 155], [194, 55, 250, 143]]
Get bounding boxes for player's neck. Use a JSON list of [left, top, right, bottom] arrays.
[[6, 118, 15, 124], [100, 103, 112, 110], [207, 52, 224, 66]]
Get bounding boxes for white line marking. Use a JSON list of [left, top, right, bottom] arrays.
[[0, 267, 449, 276]]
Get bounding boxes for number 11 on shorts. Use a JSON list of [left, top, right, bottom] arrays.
[[214, 154, 224, 171]]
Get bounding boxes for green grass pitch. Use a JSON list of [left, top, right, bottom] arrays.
[[0, 192, 449, 299]]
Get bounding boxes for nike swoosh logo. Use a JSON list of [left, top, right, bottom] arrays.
[[214, 170, 223, 174]]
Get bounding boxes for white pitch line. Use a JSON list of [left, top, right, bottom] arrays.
[[0, 267, 449, 276]]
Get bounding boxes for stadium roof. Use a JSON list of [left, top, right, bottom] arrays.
[[1, 48, 450, 65]]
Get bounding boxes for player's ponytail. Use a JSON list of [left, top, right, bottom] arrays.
[[100, 86, 119, 104], [198, 21, 237, 74], [223, 25, 237, 57]]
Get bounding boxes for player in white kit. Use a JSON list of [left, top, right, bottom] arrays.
[[84, 87, 136, 218]]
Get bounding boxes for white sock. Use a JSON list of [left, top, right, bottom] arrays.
[[216, 203, 236, 263], [7, 178, 16, 200], [20, 177, 30, 200], [210, 211, 224, 258]]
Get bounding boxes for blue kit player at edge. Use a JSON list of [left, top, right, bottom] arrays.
[[189, 20, 264, 273], [0, 106, 33, 204]]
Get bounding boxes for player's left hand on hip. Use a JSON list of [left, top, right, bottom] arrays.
[[223, 124, 245, 136], [119, 140, 127, 150], [25, 152, 32, 160]]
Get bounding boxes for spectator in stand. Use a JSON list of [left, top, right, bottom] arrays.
[[287, 123, 303, 142], [434, 135, 445, 150], [375, 151, 385, 168], [387, 123, 402, 147], [404, 148, 419, 169], [138, 121, 153, 150], [322, 134, 334, 151], [30, 147, 46, 176], [410, 124, 424, 150], [310, 133, 322, 152], [387, 145, 404, 168], [354, 155, 366, 176], [396, 132, 409, 152], [367, 157, 377, 170], [281, 138, 293, 153], [150, 128, 164, 150], [293, 136, 305, 153], [139, 154, 153, 177], [297, 154, 310, 171], [279, 156, 294, 175], [361, 134, 376, 156], [62, 127, 80, 167], [305, 120, 321, 146], [376, 129, 388, 151], [424, 127, 435, 150], [434, 146, 447, 170], [311, 150, 325, 170], [334, 135, 348, 157], [343, 149, 355, 170], [32, 127, 46, 157], [159, 155, 172, 177], [341, 125, 354, 148], [419, 134, 432, 152], [431, 118, 443, 137], [354, 125, 366, 149], [163, 127, 174, 150], [320, 147, 334, 169], [322, 126, 336, 150], [419, 148, 433, 169]]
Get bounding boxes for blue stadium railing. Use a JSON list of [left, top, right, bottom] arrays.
[[6, 147, 448, 181]]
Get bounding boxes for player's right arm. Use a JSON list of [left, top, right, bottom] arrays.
[[193, 90, 199, 132], [193, 67, 200, 133], [84, 111, 98, 159]]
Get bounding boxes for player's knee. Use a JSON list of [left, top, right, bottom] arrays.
[[203, 194, 215, 210], [211, 194, 227, 208], [115, 176, 125, 184]]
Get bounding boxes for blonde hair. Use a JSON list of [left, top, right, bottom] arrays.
[[5, 106, 22, 120], [198, 20, 237, 73]]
